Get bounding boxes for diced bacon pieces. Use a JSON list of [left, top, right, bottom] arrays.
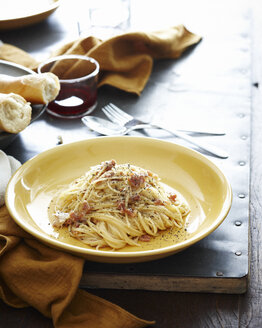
[[130, 194, 141, 202], [139, 234, 151, 242], [102, 159, 116, 172], [168, 194, 177, 202], [154, 199, 164, 205], [82, 201, 92, 214], [128, 173, 145, 189], [53, 211, 70, 227], [117, 201, 125, 211], [117, 201, 137, 217], [124, 207, 137, 217]]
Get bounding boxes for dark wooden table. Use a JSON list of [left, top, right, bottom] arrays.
[[1, 0, 262, 327]]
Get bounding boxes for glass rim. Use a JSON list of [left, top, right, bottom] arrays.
[[37, 54, 100, 83]]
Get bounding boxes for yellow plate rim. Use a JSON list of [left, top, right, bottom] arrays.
[[5, 136, 232, 260], [0, 0, 61, 30]]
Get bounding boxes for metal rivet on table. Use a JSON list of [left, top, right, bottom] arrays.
[[235, 251, 242, 256], [235, 221, 242, 226], [238, 113, 245, 118], [239, 161, 246, 166], [216, 271, 224, 277], [238, 193, 246, 199]]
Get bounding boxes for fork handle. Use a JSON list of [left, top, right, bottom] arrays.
[[148, 123, 228, 159], [147, 124, 225, 136]]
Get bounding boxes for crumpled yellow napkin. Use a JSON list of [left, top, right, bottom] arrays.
[[0, 205, 154, 327], [0, 25, 201, 95]]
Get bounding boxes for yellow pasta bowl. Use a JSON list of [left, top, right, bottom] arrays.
[[5, 136, 232, 263]]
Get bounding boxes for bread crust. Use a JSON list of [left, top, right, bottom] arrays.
[[0, 72, 60, 104], [0, 93, 32, 133]]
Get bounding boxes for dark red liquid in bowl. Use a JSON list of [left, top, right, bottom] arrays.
[[47, 82, 97, 118]]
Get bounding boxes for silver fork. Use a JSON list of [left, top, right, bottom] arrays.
[[102, 103, 225, 136], [102, 103, 228, 159]]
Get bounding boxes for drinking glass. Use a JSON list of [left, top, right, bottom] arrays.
[[38, 55, 100, 119]]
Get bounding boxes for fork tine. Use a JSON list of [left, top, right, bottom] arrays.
[[102, 105, 128, 125], [108, 103, 133, 121]]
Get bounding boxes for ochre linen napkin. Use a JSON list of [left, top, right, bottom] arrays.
[[0, 205, 154, 327], [0, 25, 201, 95]]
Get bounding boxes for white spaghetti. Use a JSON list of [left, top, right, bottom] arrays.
[[49, 160, 190, 250]]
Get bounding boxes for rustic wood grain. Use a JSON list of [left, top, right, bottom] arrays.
[[80, 273, 248, 294], [0, 300, 53, 327], [86, 289, 240, 328]]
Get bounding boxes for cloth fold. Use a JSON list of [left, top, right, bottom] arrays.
[[0, 205, 154, 327], [0, 25, 201, 95]]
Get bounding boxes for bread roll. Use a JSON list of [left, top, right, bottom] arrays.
[[0, 72, 60, 104], [0, 93, 32, 133]]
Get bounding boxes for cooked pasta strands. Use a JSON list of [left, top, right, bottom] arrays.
[[49, 160, 190, 249]]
